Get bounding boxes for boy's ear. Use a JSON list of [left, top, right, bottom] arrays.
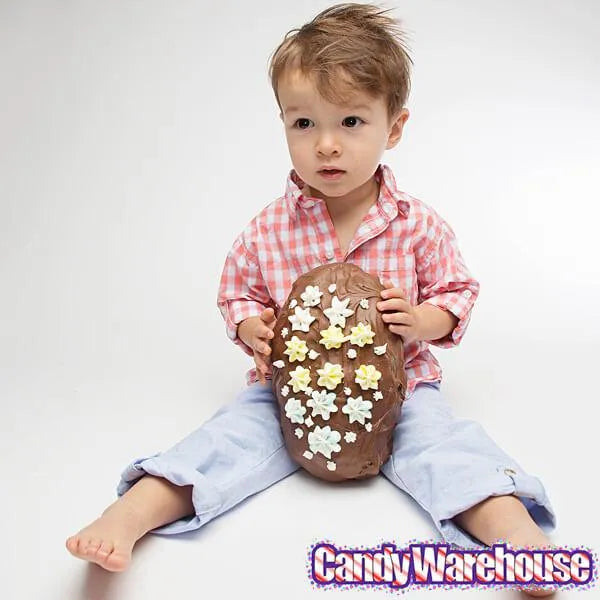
[[386, 108, 410, 149]]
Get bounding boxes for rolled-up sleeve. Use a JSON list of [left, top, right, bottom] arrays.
[[416, 213, 480, 348], [216, 234, 273, 357]]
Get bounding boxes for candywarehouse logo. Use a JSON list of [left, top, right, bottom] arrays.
[[308, 542, 597, 591]]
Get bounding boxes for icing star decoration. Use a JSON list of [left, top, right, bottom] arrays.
[[308, 425, 341, 459], [301, 285, 324, 307], [284, 397, 306, 424], [355, 364, 382, 391], [306, 389, 338, 420], [347, 322, 376, 347], [319, 325, 348, 350], [288, 306, 316, 332], [288, 365, 312, 393], [342, 395, 373, 425], [324, 295, 355, 328], [284, 335, 309, 362], [316, 362, 344, 390]]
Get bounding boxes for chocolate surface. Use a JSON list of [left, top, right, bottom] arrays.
[[271, 262, 407, 482]]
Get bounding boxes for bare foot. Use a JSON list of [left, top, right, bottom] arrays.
[[497, 524, 557, 597], [65, 501, 147, 572]]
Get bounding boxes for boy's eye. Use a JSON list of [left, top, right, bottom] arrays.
[[294, 118, 313, 129], [292, 116, 364, 129], [342, 116, 363, 128]]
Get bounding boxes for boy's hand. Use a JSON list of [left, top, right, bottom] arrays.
[[376, 279, 423, 344], [238, 307, 277, 384]]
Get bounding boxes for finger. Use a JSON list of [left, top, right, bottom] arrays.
[[254, 358, 265, 383], [259, 326, 275, 340], [260, 307, 275, 323], [380, 287, 406, 300], [254, 341, 271, 355], [389, 324, 410, 338], [254, 352, 271, 372], [377, 298, 409, 312], [256, 363, 270, 385], [381, 311, 411, 325]]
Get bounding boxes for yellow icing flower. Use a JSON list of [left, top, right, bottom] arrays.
[[354, 364, 382, 391], [348, 322, 375, 347], [319, 325, 348, 349], [288, 365, 312, 393], [284, 335, 308, 362], [316, 362, 344, 390]]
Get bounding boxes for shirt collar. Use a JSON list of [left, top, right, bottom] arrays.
[[284, 163, 410, 221]]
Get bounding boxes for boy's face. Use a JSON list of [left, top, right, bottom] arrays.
[[278, 69, 409, 204]]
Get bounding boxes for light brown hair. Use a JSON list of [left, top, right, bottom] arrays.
[[268, 2, 413, 125]]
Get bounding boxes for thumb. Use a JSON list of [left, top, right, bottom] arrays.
[[261, 307, 275, 322]]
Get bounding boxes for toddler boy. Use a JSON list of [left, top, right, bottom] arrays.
[[66, 4, 556, 596]]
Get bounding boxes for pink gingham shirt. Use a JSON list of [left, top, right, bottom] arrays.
[[217, 163, 480, 396]]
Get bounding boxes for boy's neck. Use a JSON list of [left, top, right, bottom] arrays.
[[302, 175, 380, 222]]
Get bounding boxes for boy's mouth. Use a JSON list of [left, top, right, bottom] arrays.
[[318, 168, 346, 175], [319, 167, 345, 173], [318, 169, 346, 181]]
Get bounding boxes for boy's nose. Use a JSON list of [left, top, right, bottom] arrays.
[[316, 135, 341, 155]]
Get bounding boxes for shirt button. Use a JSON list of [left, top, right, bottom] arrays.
[[462, 290, 472, 298], [325, 250, 334, 260]]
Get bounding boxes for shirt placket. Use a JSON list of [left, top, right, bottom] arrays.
[[307, 202, 392, 263]]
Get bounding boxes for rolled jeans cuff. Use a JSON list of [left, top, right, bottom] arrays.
[[436, 466, 557, 549], [116, 453, 223, 535]]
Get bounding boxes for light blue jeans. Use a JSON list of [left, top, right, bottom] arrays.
[[116, 381, 556, 548]]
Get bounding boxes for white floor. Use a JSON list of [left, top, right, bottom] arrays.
[[2, 1, 598, 598]]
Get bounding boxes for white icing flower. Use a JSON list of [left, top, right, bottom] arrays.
[[319, 325, 348, 350], [348, 321, 376, 347], [307, 389, 338, 420], [355, 364, 382, 390], [272, 360, 285, 369], [316, 362, 344, 390], [344, 431, 357, 443], [344, 386, 352, 396], [346, 348, 357, 359], [303, 450, 313, 460], [289, 298, 298, 309], [305, 416, 314, 428], [373, 390, 383, 401], [327, 461, 337, 471], [304, 386, 313, 397], [342, 395, 373, 425], [308, 349, 320, 360], [284, 335, 309, 362], [365, 423, 373, 432], [288, 306, 316, 332], [281, 327, 289, 338], [287, 365, 312, 393], [281, 385, 289, 397], [301, 285, 323, 307], [308, 425, 341, 459], [294, 427, 303, 439], [328, 283, 337, 293], [324, 295, 355, 328], [284, 397, 306, 424], [359, 298, 370, 309], [374, 343, 388, 356]]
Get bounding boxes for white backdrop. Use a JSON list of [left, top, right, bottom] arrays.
[[1, 1, 598, 598]]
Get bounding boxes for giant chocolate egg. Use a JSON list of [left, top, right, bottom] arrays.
[[270, 263, 407, 482]]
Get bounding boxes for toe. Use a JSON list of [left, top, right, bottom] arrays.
[[84, 538, 101, 555], [65, 536, 78, 555], [96, 541, 113, 561], [104, 546, 132, 572]]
